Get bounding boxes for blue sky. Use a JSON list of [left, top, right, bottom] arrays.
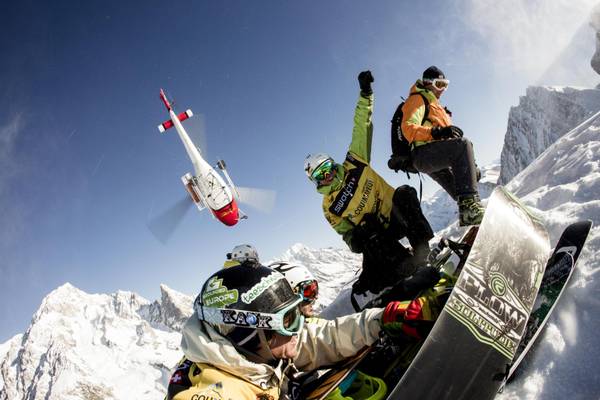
[[0, 0, 597, 341]]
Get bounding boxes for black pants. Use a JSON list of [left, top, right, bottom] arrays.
[[411, 138, 478, 200], [357, 185, 434, 294], [388, 185, 434, 249]]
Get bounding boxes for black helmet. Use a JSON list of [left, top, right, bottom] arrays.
[[194, 265, 304, 364]]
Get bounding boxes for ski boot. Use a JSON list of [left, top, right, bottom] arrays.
[[458, 194, 485, 226]]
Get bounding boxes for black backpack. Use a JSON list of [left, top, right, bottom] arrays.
[[387, 92, 430, 175]]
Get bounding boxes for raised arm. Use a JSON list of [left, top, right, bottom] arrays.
[[349, 71, 374, 162]]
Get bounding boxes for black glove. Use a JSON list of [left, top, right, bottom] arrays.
[[358, 70, 374, 95], [404, 266, 441, 293], [431, 125, 463, 140]]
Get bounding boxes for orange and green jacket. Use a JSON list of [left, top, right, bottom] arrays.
[[318, 93, 396, 249], [401, 81, 452, 147]]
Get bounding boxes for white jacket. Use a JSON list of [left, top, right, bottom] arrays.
[[169, 308, 383, 399]]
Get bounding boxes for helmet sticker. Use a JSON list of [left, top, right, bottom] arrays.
[[202, 276, 239, 307], [241, 273, 285, 304]]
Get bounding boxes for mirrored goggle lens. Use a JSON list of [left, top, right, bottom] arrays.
[[299, 280, 319, 301], [311, 160, 335, 182], [432, 79, 449, 89]]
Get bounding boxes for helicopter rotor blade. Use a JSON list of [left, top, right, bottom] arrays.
[[236, 186, 277, 214], [147, 196, 194, 244]]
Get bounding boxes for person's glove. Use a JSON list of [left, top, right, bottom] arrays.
[[401, 266, 441, 295], [431, 125, 463, 140], [381, 298, 437, 340], [358, 70, 374, 95]]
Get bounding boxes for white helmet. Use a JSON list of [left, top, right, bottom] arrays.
[[269, 262, 315, 290], [304, 153, 335, 183], [230, 244, 259, 263]]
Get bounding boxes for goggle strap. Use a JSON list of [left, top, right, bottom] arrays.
[[201, 307, 287, 331]]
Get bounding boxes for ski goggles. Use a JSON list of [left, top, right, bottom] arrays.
[[310, 159, 336, 184], [297, 279, 319, 303], [200, 295, 305, 336], [425, 78, 449, 90]]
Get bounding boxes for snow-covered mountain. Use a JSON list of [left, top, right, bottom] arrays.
[[499, 86, 600, 184], [0, 284, 192, 400], [273, 243, 362, 314], [2, 81, 600, 400], [2, 99, 599, 400]]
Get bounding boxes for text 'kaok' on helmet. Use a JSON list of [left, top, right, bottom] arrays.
[[194, 265, 304, 364]]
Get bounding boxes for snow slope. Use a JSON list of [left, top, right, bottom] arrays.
[[496, 110, 600, 400]]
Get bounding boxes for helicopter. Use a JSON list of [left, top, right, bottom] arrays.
[[150, 89, 275, 240]]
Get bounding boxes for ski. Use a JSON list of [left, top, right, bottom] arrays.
[[500, 219, 592, 388]]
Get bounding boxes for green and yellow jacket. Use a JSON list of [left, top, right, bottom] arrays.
[[319, 93, 396, 250]]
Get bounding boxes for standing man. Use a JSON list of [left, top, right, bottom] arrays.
[[400, 66, 485, 226], [305, 71, 434, 294]]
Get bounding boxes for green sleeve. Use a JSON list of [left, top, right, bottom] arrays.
[[349, 93, 374, 162]]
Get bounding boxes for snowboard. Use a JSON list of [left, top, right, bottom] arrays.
[[501, 219, 592, 387], [387, 186, 551, 400]]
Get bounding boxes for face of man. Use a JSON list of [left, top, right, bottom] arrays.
[[427, 84, 445, 99], [269, 333, 298, 359], [299, 301, 315, 317]]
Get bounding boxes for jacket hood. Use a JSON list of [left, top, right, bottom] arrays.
[[411, 82, 438, 103], [316, 164, 345, 195], [180, 314, 286, 390]]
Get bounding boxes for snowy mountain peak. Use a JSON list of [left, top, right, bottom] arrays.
[[499, 86, 600, 184], [0, 285, 185, 400]]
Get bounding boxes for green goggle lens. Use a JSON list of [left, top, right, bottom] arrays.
[[311, 160, 335, 183]]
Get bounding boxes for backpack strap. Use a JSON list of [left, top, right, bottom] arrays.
[[408, 92, 430, 124]]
